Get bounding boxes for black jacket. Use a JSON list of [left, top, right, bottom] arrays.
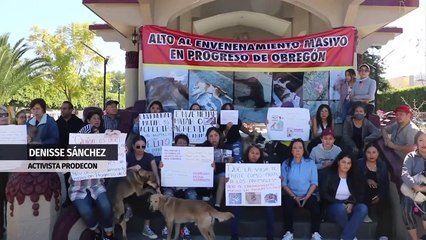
[[56, 115, 84, 147], [358, 158, 389, 200], [320, 170, 366, 205]]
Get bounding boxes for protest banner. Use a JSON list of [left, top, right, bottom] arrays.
[[141, 25, 356, 123], [161, 146, 214, 187], [266, 107, 310, 141], [139, 112, 173, 156], [225, 163, 281, 206], [173, 110, 217, 144], [70, 133, 126, 181]]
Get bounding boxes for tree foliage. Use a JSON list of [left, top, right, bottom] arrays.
[[26, 23, 105, 107], [361, 47, 391, 93], [0, 33, 46, 105]]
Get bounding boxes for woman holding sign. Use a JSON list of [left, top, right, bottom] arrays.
[[219, 103, 253, 163], [281, 139, 322, 240], [229, 145, 275, 240], [201, 127, 229, 210], [68, 110, 115, 240]]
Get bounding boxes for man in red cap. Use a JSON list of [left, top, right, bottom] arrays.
[[382, 104, 420, 160]]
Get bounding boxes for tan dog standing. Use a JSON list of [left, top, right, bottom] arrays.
[[149, 194, 234, 240], [107, 169, 158, 240]]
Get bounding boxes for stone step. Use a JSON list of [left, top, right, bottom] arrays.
[[124, 215, 377, 240]]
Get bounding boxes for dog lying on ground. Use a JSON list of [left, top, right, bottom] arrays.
[[400, 173, 426, 203], [149, 194, 234, 240], [107, 169, 158, 240], [192, 81, 232, 106]]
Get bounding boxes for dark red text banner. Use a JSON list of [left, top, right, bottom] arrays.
[[141, 25, 356, 69]]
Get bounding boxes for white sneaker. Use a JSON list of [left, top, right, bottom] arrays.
[[378, 236, 388, 240], [202, 196, 210, 201], [282, 231, 294, 240], [363, 215, 373, 223], [311, 232, 322, 240], [142, 225, 158, 239]]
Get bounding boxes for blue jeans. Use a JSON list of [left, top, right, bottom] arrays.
[[231, 206, 274, 239], [163, 187, 197, 200], [327, 203, 368, 240], [226, 140, 242, 163], [73, 191, 113, 232]]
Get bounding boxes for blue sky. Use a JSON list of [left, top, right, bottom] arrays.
[[0, 0, 125, 72], [0, 0, 424, 79]]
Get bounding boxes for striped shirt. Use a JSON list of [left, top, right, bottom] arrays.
[[102, 115, 118, 130], [69, 127, 106, 201]]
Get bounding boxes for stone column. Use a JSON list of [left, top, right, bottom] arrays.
[[6, 173, 61, 240], [125, 51, 139, 108]]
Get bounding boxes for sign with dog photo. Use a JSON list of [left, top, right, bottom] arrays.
[[70, 133, 127, 181], [266, 107, 310, 140], [139, 112, 173, 156], [161, 146, 214, 187], [173, 110, 217, 144], [225, 163, 281, 206]]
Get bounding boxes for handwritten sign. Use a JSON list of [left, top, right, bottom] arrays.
[[0, 125, 28, 171], [220, 110, 239, 125], [161, 146, 214, 187], [225, 163, 281, 206], [70, 133, 127, 180], [139, 113, 173, 156], [173, 110, 217, 144], [266, 107, 310, 141]]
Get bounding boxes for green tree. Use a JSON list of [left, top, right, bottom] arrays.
[[109, 71, 125, 103], [27, 23, 105, 107], [0, 33, 46, 105], [361, 47, 391, 93]]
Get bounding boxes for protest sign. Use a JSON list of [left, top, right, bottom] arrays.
[[0, 125, 27, 171], [70, 133, 126, 181], [173, 110, 217, 144], [161, 146, 213, 187], [225, 163, 281, 206], [266, 107, 310, 141], [220, 110, 239, 125], [139, 112, 173, 156]]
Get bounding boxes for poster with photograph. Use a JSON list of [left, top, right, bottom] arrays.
[[271, 72, 304, 108], [161, 146, 214, 187], [144, 67, 189, 112], [225, 163, 281, 206], [189, 70, 233, 111], [266, 107, 310, 140], [329, 70, 346, 100], [173, 110, 217, 144], [303, 71, 329, 100], [234, 72, 271, 123], [139, 112, 173, 156]]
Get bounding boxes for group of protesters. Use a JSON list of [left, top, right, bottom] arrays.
[[0, 64, 425, 240]]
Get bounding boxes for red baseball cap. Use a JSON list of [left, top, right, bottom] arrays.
[[322, 128, 335, 138], [394, 105, 412, 114]]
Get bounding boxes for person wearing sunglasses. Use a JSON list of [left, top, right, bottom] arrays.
[[125, 135, 160, 239], [349, 64, 377, 115]]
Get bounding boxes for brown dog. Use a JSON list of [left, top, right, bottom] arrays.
[[107, 169, 158, 240], [149, 194, 234, 240]]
